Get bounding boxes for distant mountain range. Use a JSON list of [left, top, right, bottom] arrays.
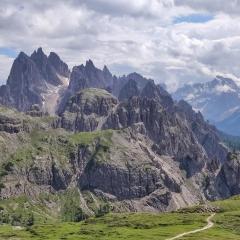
[[173, 76, 240, 136]]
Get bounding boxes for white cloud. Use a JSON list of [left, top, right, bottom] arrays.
[[0, 55, 14, 84], [175, 0, 240, 15], [0, 0, 240, 91]]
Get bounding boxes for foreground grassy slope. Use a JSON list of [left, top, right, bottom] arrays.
[[0, 196, 240, 239], [0, 212, 208, 240]]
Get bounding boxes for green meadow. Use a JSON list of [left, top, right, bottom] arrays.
[[0, 195, 240, 240]]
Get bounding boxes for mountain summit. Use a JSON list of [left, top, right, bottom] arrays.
[[0, 48, 70, 113], [173, 76, 240, 135]]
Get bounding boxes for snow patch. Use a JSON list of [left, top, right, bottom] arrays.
[[214, 84, 235, 93]]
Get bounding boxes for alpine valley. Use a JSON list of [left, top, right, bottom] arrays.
[[0, 48, 240, 239]]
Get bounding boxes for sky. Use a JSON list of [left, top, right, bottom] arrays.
[[1, 0, 240, 91]]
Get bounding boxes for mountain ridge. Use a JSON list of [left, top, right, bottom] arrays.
[[173, 75, 240, 136], [0, 48, 240, 218]]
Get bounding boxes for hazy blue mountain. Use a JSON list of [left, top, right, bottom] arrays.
[[173, 76, 240, 136]]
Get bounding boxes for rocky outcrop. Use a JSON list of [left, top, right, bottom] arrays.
[[103, 96, 209, 177], [26, 104, 47, 117], [0, 114, 22, 133], [215, 152, 240, 198], [177, 100, 228, 164], [60, 88, 118, 132]]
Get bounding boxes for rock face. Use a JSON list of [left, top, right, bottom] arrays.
[[0, 111, 200, 212], [0, 48, 70, 112], [118, 79, 140, 101], [78, 127, 200, 212], [68, 60, 113, 94], [176, 100, 227, 164], [48, 52, 70, 78], [112, 72, 149, 97], [214, 152, 240, 198], [58, 61, 114, 114], [0, 52, 46, 111], [31, 47, 62, 86], [60, 88, 118, 132], [59, 81, 227, 182], [0, 49, 239, 216]]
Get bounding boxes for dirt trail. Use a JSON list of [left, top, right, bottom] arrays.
[[166, 213, 216, 240]]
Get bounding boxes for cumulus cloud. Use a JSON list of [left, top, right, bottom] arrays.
[[0, 0, 240, 90], [175, 0, 240, 15], [0, 55, 14, 83]]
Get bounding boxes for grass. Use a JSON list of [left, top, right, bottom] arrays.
[[181, 196, 240, 239], [76, 88, 115, 103], [1, 195, 240, 239], [69, 129, 113, 146], [0, 212, 208, 240]]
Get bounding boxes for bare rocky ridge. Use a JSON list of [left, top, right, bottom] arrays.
[[60, 88, 118, 132], [0, 49, 239, 216]]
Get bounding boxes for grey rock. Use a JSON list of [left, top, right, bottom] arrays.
[[0, 48, 70, 112], [119, 79, 139, 101]]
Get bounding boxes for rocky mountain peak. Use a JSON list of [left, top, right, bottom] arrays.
[[141, 80, 160, 100], [127, 72, 143, 80], [17, 51, 29, 60], [37, 47, 44, 54], [7, 51, 44, 88], [31, 47, 69, 86], [67, 60, 114, 97], [31, 47, 48, 62], [0, 48, 71, 112], [48, 51, 70, 78], [103, 65, 112, 79], [118, 79, 139, 101], [3, 50, 45, 111], [103, 65, 109, 73], [215, 75, 237, 87], [85, 59, 95, 69]]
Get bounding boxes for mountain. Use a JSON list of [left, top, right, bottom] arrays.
[[0, 48, 70, 114], [1, 80, 239, 217], [118, 79, 140, 101], [1, 48, 240, 223], [112, 72, 150, 97], [173, 76, 240, 136], [57, 60, 114, 114]]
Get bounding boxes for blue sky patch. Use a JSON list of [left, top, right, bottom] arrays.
[[0, 47, 17, 58], [174, 14, 214, 24]]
